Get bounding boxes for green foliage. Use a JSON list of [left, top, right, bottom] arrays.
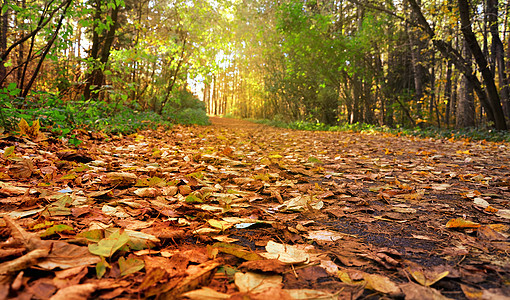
[[259, 0, 346, 125], [1, 85, 209, 145], [162, 90, 210, 126], [0, 90, 174, 142]]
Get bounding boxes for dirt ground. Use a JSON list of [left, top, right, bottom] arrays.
[[1, 117, 509, 299]]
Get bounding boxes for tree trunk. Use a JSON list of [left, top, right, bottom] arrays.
[[487, 0, 509, 120], [457, 41, 476, 128], [21, 0, 72, 98], [84, 0, 102, 101], [0, 6, 7, 87], [458, 0, 507, 129], [406, 23, 424, 116], [159, 37, 187, 114], [16, 0, 26, 88], [84, 0, 120, 101], [506, 15, 510, 117], [445, 61, 453, 127]]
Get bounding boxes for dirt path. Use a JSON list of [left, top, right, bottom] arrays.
[[1, 117, 509, 299]]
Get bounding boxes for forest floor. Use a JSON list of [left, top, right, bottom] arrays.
[[1, 116, 510, 299]]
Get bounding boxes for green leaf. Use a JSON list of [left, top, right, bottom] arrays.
[[88, 229, 130, 257], [77, 229, 104, 243], [96, 256, 110, 279], [118, 256, 145, 276], [3, 146, 15, 159], [40, 224, 74, 237], [307, 156, 323, 164], [185, 194, 203, 203]]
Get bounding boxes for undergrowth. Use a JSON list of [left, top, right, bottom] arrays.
[[246, 117, 510, 143], [0, 89, 209, 145]]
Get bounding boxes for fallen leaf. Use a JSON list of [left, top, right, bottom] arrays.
[[363, 272, 401, 294], [260, 241, 310, 264], [445, 218, 480, 229], [401, 282, 451, 300], [212, 242, 264, 261], [88, 229, 130, 257], [104, 172, 137, 187], [234, 272, 283, 293], [410, 269, 449, 287], [305, 230, 344, 242], [49, 283, 97, 300], [8, 159, 35, 179], [181, 287, 230, 300], [118, 256, 145, 276], [40, 224, 74, 237]]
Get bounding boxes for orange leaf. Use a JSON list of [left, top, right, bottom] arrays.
[[445, 218, 480, 229]]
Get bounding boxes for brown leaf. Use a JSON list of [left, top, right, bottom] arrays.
[[103, 172, 137, 187], [159, 260, 220, 299], [477, 225, 507, 241], [239, 259, 287, 273], [49, 283, 97, 300], [56, 150, 93, 163], [8, 159, 35, 179], [400, 282, 451, 300]]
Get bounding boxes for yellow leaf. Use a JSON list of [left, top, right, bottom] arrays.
[[410, 270, 449, 286], [207, 219, 232, 231], [17, 118, 41, 140], [337, 270, 365, 285], [18, 118, 30, 136], [364, 273, 401, 294], [3, 146, 15, 159], [445, 218, 480, 229], [456, 150, 470, 155]]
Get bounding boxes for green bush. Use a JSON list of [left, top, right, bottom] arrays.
[[0, 87, 212, 143], [162, 90, 210, 125], [0, 90, 175, 142]]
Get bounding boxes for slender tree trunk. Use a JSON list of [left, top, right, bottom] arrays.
[[458, 0, 507, 129], [21, 0, 72, 98], [487, 0, 509, 120], [445, 61, 453, 127], [84, 0, 101, 100], [0, 5, 7, 87], [506, 16, 510, 116], [16, 0, 26, 88], [212, 74, 218, 115], [92, 2, 120, 101], [406, 23, 424, 116], [159, 37, 187, 114], [457, 41, 476, 128]]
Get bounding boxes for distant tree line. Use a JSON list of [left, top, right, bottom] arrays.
[[205, 0, 510, 130], [1, 0, 509, 131]]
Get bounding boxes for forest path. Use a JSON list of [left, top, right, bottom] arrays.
[[0, 117, 509, 299]]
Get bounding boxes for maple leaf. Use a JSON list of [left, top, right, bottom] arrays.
[[8, 158, 35, 179]]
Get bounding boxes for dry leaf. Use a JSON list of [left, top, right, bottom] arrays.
[[49, 283, 97, 300]]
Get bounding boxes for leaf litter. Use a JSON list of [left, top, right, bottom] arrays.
[[0, 116, 509, 299]]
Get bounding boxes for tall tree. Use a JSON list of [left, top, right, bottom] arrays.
[[457, 0, 507, 129], [84, 0, 123, 100]]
